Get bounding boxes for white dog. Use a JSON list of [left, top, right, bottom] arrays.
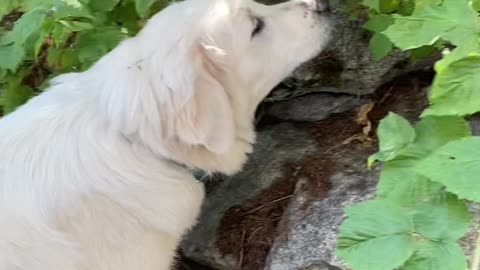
[[0, 0, 331, 269]]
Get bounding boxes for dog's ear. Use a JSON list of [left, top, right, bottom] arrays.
[[172, 43, 235, 153], [98, 5, 236, 154]]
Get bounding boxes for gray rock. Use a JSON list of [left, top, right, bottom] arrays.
[[181, 123, 320, 270], [261, 0, 437, 102], [182, 73, 458, 270], [264, 148, 379, 270], [264, 82, 429, 270], [298, 262, 343, 270], [266, 93, 368, 122]]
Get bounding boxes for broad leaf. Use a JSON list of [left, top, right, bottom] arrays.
[[74, 27, 124, 69], [383, 0, 480, 50], [135, 0, 156, 18], [413, 116, 471, 153], [0, 0, 22, 17], [337, 200, 415, 270], [414, 0, 442, 11], [0, 45, 25, 72], [362, 0, 400, 13], [369, 33, 393, 60], [423, 55, 480, 116], [368, 112, 415, 166], [0, 8, 47, 46], [410, 45, 436, 61], [473, 0, 480, 12], [412, 194, 470, 241], [88, 0, 120, 11], [1, 73, 34, 113], [364, 15, 394, 33], [416, 137, 480, 202], [377, 166, 443, 207], [434, 36, 480, 73], [402, 241, 467, 270]]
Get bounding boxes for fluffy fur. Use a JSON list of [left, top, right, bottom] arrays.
[[0, 0, 331, 269]]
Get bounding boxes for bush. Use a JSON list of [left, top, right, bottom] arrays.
[[0, 0, 170, 114], [336, 1, 480, 270], [2, 1, 480, 269]]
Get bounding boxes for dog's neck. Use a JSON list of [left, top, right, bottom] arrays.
[[169, 159, 210, 183]]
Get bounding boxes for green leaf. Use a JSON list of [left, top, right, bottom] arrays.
[[33, 31, 47, 60], [377, 166, 443, 207], [108, 1, 142, 34], [0, 8, 47, 46], [51, 23, 71, 47], [397, 0, 414, 15], [368, 112, 415, 166], [0, 0, 21, 17], [434, 37, 480, 73], [135, 0, 156, 18], [57, 20, 94, 32], [473, 0, 480, 12], [414, 0, 442, 11], [403, 194, 470, 269], [362, 0, 380, 11], [369, 33, 394, 60], [337, 200, 415, 270], [416, 137, 480, 202], [362, 0, 400, 13], [53, 1, 94, 20], [383, 0, 480, 50], [413, 116, 471, 153], [1, 73, 34, 114], [88, 0, 120, 11], [0, 68, 7, 82], [413, 194, 470, 241], [0, 45, 25, 72], [410, 45, 436, 61], [402, 241, 467, 270], [364, 15, 394, 32], [379, 0, 400, 13], [74, 27, 124, 69], [423, 55, 480, 116]]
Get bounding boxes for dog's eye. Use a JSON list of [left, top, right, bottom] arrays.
[[251, 17, 264, 37]]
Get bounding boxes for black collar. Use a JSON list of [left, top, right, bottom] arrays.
[[168, 159, 209, 183], [191, 169, 209, 183]]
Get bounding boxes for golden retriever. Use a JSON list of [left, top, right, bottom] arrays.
[[0, 0, 331, 269]]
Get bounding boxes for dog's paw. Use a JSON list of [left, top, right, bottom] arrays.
[[219, 138, 253, 175]]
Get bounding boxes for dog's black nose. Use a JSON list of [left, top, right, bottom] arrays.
[[316, 0, 330, 12]]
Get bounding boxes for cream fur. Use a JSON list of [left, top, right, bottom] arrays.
[[0, 0, 331, 269]]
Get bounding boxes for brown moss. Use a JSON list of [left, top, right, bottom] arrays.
[[215, 71, 435, 270], [216, 165, 298, 270], [297, 156, 334, 211]]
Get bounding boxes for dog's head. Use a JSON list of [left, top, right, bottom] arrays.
[[96, 0, 331, 172]]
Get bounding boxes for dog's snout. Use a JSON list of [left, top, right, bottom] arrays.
[[316, 0, 330, 12], [299, 0, 330, 12]]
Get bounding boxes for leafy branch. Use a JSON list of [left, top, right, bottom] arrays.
[[0, 0, 170, 114], [336, 0, 480, 269]]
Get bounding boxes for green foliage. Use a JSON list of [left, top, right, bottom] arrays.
[[417, 137, 480, 202], [337, 196, 470, 270], [337, 0, 480, 269], [368, 112, 416, 166], [0, 0, 171, 114], [424, 55, 480, 116]]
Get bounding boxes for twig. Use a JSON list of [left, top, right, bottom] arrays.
[[247, 226, 264, 244], [238, 230, 247, 269], [242, 195, 294, 215]]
